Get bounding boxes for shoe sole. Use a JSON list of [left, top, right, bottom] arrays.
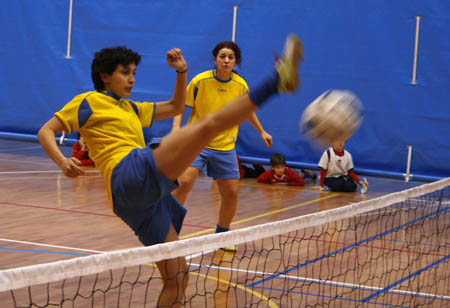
[[220, 247, 237, 253], [283, 34, 304, 67], [277, 34, 304, 92]]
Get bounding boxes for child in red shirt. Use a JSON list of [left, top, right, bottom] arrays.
[[72, 134, 94, 166], [257, 153, 305, 186]]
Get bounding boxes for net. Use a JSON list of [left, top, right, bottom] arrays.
[[1, 178, 449, 307]]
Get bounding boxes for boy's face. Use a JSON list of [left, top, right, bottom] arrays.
[[101, 63, 136, 98], [331, 139, 346, 152], [272, 164, 286, 177]]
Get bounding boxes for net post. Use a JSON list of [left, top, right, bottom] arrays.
[[232, 5, 238, 42], [65, 0, 74, 59], [59, 132, 66, 145], [411, 16, 421, 85], [403, 145, 413, 182]]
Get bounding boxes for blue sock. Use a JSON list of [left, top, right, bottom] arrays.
[[248, 71, 279, 107], [216, 224, 229, 233]]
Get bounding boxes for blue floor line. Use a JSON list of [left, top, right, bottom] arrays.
[[362, 253, 450, 302], [251, 286, 413, 308], [0, 247, 89, 257], [248, 205, 449, 288]]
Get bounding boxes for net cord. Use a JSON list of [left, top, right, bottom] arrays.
[[0, 177, 448, 292]]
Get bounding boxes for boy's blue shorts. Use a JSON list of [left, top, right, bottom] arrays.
[[111, 145, 186, 246], [191, 148, 240, 179]]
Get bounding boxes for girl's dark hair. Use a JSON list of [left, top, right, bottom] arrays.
[[91, 46, 141, 91], [212, 41, 242, 69], [270, 153, 286, 166]]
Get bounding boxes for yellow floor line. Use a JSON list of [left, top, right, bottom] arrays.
[[181, 193, 340, 239]]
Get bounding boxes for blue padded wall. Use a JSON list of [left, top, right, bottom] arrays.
[[0, 0, 448, 179]]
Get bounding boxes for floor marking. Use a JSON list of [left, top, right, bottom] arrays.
[[0, 238, 103, 254], [181, 193, 340, 239]]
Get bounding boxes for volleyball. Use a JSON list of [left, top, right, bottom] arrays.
[[300, 89, 363, 145]]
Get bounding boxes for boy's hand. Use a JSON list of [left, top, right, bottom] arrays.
[[166, 48, 187, 72], [360, 177, 369, 194], [59, 157, 86, 178]]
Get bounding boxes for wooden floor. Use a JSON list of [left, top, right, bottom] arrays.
[[0, 139, 447, 307]]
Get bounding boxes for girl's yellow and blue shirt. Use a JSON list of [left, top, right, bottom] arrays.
[[186, 70, 248, 151], [55, 91, 155, 204]]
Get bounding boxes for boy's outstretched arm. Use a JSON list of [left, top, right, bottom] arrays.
[[38, 116, 85, 178]]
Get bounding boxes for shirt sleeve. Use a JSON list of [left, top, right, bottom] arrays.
[[348, 169, 360, 184], [318, 150, 329, 169], [319, 168, 327, 186], [54, 98, 84, 134], [131, 101, 155, 128]]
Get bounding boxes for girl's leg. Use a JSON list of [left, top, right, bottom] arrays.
[[215, 178, 239, 229]]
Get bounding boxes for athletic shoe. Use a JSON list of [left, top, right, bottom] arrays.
[[220, 246, 237, 253], [276, 34, 304, 93], [302, 169, 317, 180]]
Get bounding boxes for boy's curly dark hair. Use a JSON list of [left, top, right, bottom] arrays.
[[91, 46, 141, 91]]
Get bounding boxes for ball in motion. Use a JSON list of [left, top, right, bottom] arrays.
[[300, 89, 363, 145]]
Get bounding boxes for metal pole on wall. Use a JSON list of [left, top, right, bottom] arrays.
[[59, 132, 66, 145], [232, 5, 238, 42], [66, 0, 74, 59], [411, 16, 421, 85], [404, 145, 413, 182]]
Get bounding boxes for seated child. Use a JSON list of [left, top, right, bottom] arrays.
[[72, 134, 94, 166], [237, 155, 265, 179], [257, 153, 305, 186], [315, 138, 368, 193]]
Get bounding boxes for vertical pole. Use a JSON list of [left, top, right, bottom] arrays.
[[59, 132, 66, 145], [65, 0, 74, 59], [404, 145, 413, 182], [232, 5, 238, 42], [411, 16, 421, 85]]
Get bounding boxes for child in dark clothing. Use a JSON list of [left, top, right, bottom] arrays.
[[237, 156, 266, 179]]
